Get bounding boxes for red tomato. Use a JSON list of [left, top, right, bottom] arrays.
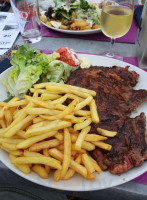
[[56, 47, 80, 66]]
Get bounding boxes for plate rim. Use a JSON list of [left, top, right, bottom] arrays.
[[41, 21, 101, 35], [0, 54, 147, 191]]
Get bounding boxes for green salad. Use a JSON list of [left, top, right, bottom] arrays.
[[3, 45, 78, 98], [40, 0, 101, 30]]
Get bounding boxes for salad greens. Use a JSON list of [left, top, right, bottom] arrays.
[[3, 45, 77, 97], [45, 0, 101, 27]]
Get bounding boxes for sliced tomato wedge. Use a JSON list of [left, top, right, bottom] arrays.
[[56, 47, 80, 66]]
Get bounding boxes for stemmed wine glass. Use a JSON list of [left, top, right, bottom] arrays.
[[100, 0, 134, 57]]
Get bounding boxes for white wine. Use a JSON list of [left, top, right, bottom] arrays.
[[101, 6, 133, 38]]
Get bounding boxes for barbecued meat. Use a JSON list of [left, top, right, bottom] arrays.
[[91, 113, 147, 174], [67, 66, 147, 121], [67, 65, 147, 174]]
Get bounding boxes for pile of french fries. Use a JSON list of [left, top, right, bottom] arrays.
[[0, 82, 116, 181]]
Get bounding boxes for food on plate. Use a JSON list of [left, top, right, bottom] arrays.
[[97, 128, 117, 137], [3, 45, 81, 99], [67, 66, 147, 121], [1, 45, 147, 181], [56, 47, 80, 66], [91, 113, 147, 174], [67, 65, 147, 174], [40, 0, 101, 30], [0, 83, 114, 181]]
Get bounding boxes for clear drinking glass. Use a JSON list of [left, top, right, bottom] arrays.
[[10, 0, 42, 43], [101, 0, 134, 57]]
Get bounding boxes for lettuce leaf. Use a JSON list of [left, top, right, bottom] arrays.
[[3, 45, 78, 97], [41, 60, 78, 83]]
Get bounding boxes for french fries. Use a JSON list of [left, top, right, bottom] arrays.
[[97, 128, 117, 137], [0, 82, 115, 182]]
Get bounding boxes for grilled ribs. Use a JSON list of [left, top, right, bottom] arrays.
[[67, 66, 147, 174]]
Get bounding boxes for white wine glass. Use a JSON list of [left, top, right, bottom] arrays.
[[101, 0, 134, 57]]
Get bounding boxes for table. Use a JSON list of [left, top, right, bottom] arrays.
[[0, 31, 147, 200]]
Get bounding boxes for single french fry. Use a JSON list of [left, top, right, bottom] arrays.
[[9, 154, 31, 174], [54, 169, 61, 182], [33, 117, 45, 124], [8, 97, 20, 103], [7, 100, 28, 107], [54, 132, 63, 141], [29, 139, 61, 152], [25, 120, 71, 137], [0, 128, 6, 137], [26, 108, 59, 116], [61, 155, 81, 180], [1, 146, 23, 156], [61, 128, 71, 178], [86, 173, 96, 180], [82, 154, 95, 174], [90, 99, 99, 123], [89, 156, 102, 173], [41, 93, 61, 100], [93, 141, 112, 151], [12, 156, 62, 169], [74, 110, 91, 117], [97, 128, 117, 137], [32, 88, 39, 97], [16, 131, 57, 149], [64, 115, 87, 123], [85, 134, 107, 142], [51, 94, 68, 105], [2, 142, 18, 151], [46, 85, 90, 99], [74, 118, 92, 131], [75, 96, 93, 111], [43, 148, 50, 173], [4, 109, 13, 127], [82, 141, 95, 151], [24, 95, 56, 109], [75, 126, 91, 150], [16, 130, 26, 139], [32, 164, 48, 179], [46, 82, 96, 97], [4, 115, 36, 138], [30, 88, 49, 94]]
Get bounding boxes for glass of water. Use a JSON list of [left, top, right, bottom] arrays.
[[10, 0, 42, 43]]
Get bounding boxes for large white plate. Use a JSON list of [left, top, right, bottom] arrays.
[[0, 55, 147, 191], [41, 21, 101, 35]]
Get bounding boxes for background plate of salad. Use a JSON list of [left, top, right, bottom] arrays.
[[40, 0, 103, 35]]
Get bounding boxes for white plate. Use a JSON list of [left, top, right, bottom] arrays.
[[0, 55, 147, 191], [41, 21, 101, 35]]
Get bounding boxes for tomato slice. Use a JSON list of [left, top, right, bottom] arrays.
[[56, 47, 80, 66]]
